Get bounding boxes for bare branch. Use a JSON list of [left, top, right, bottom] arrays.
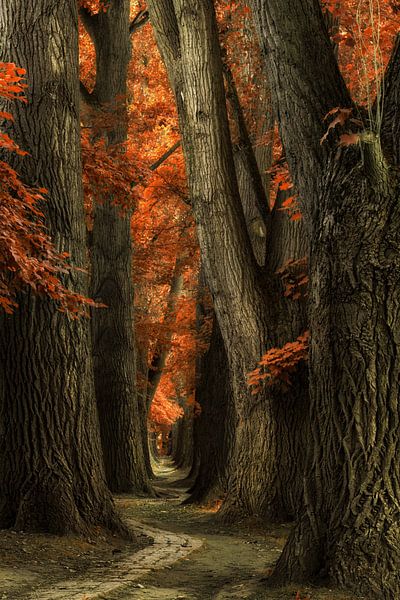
[[149, 140, 181, 171], [129, 10, 150, 35], [131, 140, 181, 188]]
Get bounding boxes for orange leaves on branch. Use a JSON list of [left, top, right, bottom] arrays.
[[247, 331, 309, 394], [321, 107, 362, 148], [268, 160, 301, 221], [150, 376, 184, 426], [0, 62, 95, 315], [0, 62, 27, 101], [338, 131, 360, 146]]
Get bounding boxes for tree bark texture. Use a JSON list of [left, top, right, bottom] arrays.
[[186, 315, 234, 505], [251, 0, 400, 596], [80, 1, 152, 495], [0, 1, 125, 536], [148, 0, 308, 523]]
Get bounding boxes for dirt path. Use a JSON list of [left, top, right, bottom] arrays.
[[112, 460, 361, 600], [0, 460, 363, 600]]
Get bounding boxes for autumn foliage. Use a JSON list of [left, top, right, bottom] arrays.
[[0, 62, 94, 315], [247, 332, 309, 394]]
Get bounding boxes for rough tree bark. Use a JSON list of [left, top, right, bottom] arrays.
[[0, 0, 126, 536], [80, 2, 152, 495], [251, 1, 400, 596], [185, 313, 234, 505], [147, 0, 308, 523]]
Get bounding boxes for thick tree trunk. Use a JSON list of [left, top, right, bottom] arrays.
[[80, 2, 152, 495], [273, 147, 400, 598], [186, 316, 234, 505], [252, 1, 400, 596], [90, 201, 151, 493], [0, 1, 125, 536], [148, 0, 307, 523]]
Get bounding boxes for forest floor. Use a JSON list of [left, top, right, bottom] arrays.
[[0, 460, 364, 600]]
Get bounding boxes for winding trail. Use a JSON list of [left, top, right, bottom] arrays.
[[113, 460, 287, 599], [23, 460, 360, 600]]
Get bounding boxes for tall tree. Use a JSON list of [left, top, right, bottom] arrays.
[[0, 0, 124, 536], [250, 0, 400, 596], [147, 0, 308, 522], [79, 2, 153, 495]]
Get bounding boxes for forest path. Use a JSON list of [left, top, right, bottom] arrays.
[[114, 458, 288, 599], [113, 459, 362, 600], [0, 460, 361, 600]]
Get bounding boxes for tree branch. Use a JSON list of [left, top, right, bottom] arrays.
[[78, 6, 96, 40], [129, 9, 150, 35], [149, 140, 181, 171], [146, 256, 185, 409], [223, 60, 270, 227], [131, 140, 181, 189], [146, 0, 181, 73]]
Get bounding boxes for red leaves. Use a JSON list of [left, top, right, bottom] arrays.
[[324, 0, 397, 104], [338, 132, 360, 146], [321, 107, 362, 148], [247, 331, 309, 394], [0, 62, 94, 315], [320, 107, 352, 145], [0, 63, 27, 101], [79, 0, 109, 14]]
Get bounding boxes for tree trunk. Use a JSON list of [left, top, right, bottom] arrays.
[[173, 396, 194, 470], [80, 2, 152, 495], [251, 1, 400, 595], [147, 256, 185, 410], [148, 0, 307, 523], [136, 345, 154, 479], [0, 1, 126, 536], [186, 316, 234, 505]]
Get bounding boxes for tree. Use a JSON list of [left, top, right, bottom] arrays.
[[0, 0, 124, 536], [79, 1, 153, 495], [147, 0, 308, 522], [185, 302, 234, 505], [250, 0, 400, 596]]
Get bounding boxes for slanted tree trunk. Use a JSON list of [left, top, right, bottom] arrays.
[[148, 0, 307, 523], [80, 2, 152, 495], [147, 256, 185, 409], [251, 1, 400, 596], [136, 345, 154, 479], [0, 0, 126, 536]]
